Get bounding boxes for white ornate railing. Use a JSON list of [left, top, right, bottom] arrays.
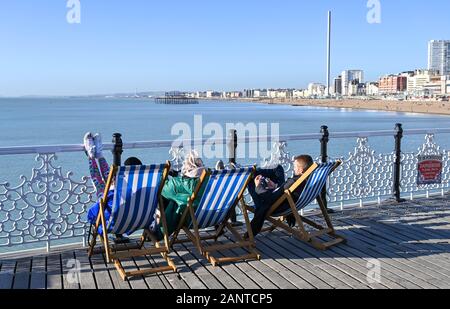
[[1, 127, 450, 257]]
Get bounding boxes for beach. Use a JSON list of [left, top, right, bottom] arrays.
[[226, 98, 450, 116]]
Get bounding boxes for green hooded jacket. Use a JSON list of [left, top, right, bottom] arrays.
[[158, 175, 208, 237]]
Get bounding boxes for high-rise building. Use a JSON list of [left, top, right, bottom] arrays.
[[333, 76, 342, 95], [341, 70, 364, 96], [428, 40, 450, 75]]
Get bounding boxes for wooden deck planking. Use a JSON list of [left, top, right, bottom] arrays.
[[61, 251, 79, 289], [265, 231, 379, 289], [12, 258, 31, 289], [46, 254, 63, 289], [90, 253, 114, 289], [338, 219, 450, 288], [333, 221, 439, 288], [181, 241, 240, 289], [173, 242, 225, 289], [170, 248, 208, 289], [0, 260, 15, 289], [343, 217, 450, 277], [145, 253, 189, 289], [30, 256, 46, 289], [1, 196, 450, 289]]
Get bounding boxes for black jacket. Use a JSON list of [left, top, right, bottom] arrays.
[[255, 175, 306, 209]]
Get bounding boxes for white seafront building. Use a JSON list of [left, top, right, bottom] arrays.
[[341, 70, 364, 96]]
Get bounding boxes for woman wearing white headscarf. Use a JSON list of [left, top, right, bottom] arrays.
[[150, 150, 208, 241], [181, 150, 206, 178]]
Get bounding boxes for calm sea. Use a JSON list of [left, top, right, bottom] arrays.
[[1, 97, 450, 182]]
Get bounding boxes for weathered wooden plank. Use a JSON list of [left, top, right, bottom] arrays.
[[30, 256, 46, 289], [325, 243, 405, 289], [90, 253, 114, 289], [261, 233, 359, 289], [320, 233, 421, 289], [170, 244, 208, 289], [173, 242, 224, 289], [340, 218, 450, 276], [209, 244, 262, 289], [208, 245, 278, 290], [73, 250, 97, 290], [0, 260, 16, 289], [339, 219, 450, 288], [335, 221, 439, 289], [143, 254, 173, 289], [252, 237, 322, 289], [362, 217, 450, 255], [145, 253, 189, 289], [347, 217, 450, 274], [182, 241, 241, 289], [266, 231, 383, 289], [222, 240, 297, 289], [13, 258, 31, 289], [218, 233, 316, 289], [98, 252, 131, 290], [320, 218, 424, 289], [46, 254, 63, 289], [131, 254, 167, 289], [61, 251, 80, 289]]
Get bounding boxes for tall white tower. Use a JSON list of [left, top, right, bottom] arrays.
[[326, 11, 332, 97]]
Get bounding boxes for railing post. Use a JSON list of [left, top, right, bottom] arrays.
[[393, 123, 405, 203], [228, 129, 239, 224], [112, 133, 123, 166], [228, 129, 238, 165], [320, 125, 329, 210]]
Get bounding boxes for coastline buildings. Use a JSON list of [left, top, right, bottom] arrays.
[[307, 83, 326, 97], [186, 40, 450, 101], [341, 70, 364, 96], [406, 69, 439, 94], [348, 80, 366, 96], [366, 82, 379, 96], [378, 75, 408, 94], [428, 40, 450, 75], [333, 76, 342, 95]]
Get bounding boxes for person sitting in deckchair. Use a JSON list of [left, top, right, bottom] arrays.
[[83, 132, 143, 243], [149, 150, 208, 241], [247, 155, 314, 237]]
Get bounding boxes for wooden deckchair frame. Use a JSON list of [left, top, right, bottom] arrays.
[[252, 161, 346, 251], [170, 168, 261, 266], [87, 161, 176, 280]]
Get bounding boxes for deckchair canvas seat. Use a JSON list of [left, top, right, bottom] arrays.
[[88, 162, 176, 280], [172, 168, 260, 266], [260, 161, 346, 251]]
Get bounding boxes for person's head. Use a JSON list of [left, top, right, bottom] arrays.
[[181, 150, 205, 178], [124, 157, 143, 166], [293, 155, 314, 176]]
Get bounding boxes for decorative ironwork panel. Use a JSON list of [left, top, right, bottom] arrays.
[[0, 153, 96, 251], [169, 146, 185, 172], [401, 134, 450, 194], [328, 138, 395, 204], [261, 141, 294, 174]]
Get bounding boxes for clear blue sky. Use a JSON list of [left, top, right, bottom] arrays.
[[1, 0, 449, 96]]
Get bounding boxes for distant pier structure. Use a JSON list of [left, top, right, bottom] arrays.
[[155, 91, 199, 104]]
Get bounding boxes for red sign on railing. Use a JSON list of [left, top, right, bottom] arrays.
[[417, 155, 443, 185]]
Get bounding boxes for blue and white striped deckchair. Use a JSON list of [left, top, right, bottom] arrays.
[[108, 164, 165, 235], [172, 167, 260, 266], [88, 162, 177, 280], [265, 161, 346, 250]]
